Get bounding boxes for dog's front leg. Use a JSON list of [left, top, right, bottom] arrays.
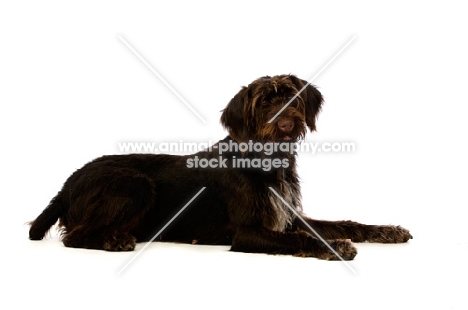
[[296, 216, 413, 243], [230, 227, 357, 260]]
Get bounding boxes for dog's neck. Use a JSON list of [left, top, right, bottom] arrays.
[[223, 135, 298, 158]]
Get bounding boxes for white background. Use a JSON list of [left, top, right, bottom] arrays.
[[1, 1, 467, 309]]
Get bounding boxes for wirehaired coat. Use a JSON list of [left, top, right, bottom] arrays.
[[29, 74, 412, 260]]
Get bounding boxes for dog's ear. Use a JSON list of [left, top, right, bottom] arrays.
[[290, 76, 324, 132], [220, 87, 250, 141]]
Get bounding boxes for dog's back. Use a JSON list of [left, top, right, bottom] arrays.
[[28, 153, 234, 249]]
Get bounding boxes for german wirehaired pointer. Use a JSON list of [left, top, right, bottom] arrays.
[[29, 74, 412, 260]]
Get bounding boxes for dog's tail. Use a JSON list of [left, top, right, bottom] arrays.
[[29, 191, 66, 240]]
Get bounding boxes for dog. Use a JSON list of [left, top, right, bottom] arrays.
[[29, 74, 412, 260]]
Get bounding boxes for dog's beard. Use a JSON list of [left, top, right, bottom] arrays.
[[256, 106, 307, 143], [263, 126, 306, 142], [259, 120, 307, 143]]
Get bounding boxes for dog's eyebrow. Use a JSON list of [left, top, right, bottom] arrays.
[[267, 90, 304, 124], [268, 36, 356, 124]]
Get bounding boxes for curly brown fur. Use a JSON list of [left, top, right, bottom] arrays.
[[29, 74, 412, 260]]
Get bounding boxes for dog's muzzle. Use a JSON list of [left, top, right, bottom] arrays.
[[277, 118, 294, 141]]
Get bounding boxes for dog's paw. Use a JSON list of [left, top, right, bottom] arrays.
[[103, 232, 137, 251], [296, 239, 357, 260], [367, 225, 413, 243], [323, 239, 358, 261]]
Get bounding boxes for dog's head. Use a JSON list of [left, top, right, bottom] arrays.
[[221, 74, 323, 143]]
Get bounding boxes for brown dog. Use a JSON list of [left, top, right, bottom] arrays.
[[29, 74, 412, 260]]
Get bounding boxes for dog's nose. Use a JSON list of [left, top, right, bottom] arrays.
[[278, 118, 294, 132]]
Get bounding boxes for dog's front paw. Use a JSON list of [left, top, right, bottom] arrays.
[[294, 238, 357, 260], [324, 239, 358, 261], [296, 239, 357, 260], [367, 225, 413, 243]]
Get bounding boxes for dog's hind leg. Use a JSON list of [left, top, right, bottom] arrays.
[[60, 171, 156, 251], [61, 198, 152, 251], [63, 226, 137, 251]]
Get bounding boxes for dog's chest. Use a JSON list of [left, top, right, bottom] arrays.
[[266, 178, 296, 232]]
